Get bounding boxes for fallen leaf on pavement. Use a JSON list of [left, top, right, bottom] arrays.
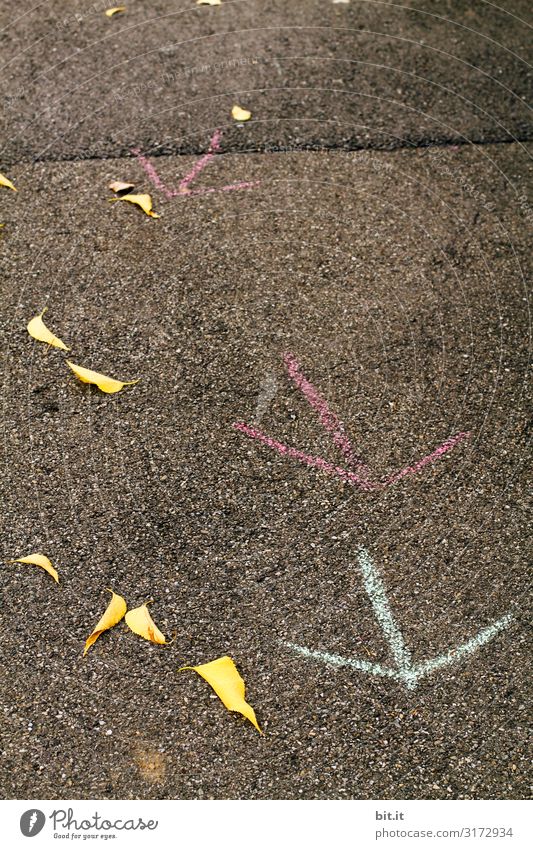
[[6, 553, 59, 583], [84, 589, 127, 656], [125, 602, 168, 644], [109, 180, 135, 195], [66, 360, 139, 394], [109, 193, 160, 218], [27, 308, 69, 351], [180, 655, 262, 733], [0, 172, 17, 191], [105, 6, 126, 16], [231, 105, 251, 122]]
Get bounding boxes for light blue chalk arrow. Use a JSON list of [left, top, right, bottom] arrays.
[[285, 548, 513, 689]]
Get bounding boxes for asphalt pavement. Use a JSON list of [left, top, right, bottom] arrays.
[[0, 0, 531, 800]]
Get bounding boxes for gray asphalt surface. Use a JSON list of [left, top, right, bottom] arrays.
[[0, 0, 531, 801], [1, 0, 532, 163]]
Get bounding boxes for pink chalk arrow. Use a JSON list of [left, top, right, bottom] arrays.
[[233, 353, 469, 491], [132, 129, 260, 200]]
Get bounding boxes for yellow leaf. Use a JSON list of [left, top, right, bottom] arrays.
[[27, 308, 70, 351], [0, 172, 17, 191], [84, 588, 127, 656], [231, 105, 251, 122], [109, 193, 160, 218], [66, 360, 139, 394], [125, 602, 167, 644], [6, 553, 59, 583], [197, 0, 221, 5], [109, 180, 135, 194], [180, 656, 262, 733], [105, 6, 126, 16]]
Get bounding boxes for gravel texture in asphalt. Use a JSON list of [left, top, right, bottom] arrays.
[[1, 139, 531, 799], [0, 0, 532, 163]]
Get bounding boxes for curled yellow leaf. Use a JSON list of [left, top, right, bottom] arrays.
[[109, 180, 135, 194], [84, 588, 127, 656], [66, 361, 139, 394], [105, 6, 126, 16], [231, 105, 251, 122], [180, 656, 262, 733], [197, 0, 222, 5], [125, 602, 167, 644], [0, 172, 17, 191], [27, 308, 69, 351], [7, 553, 59, 583], [109, 193, 160, 218]]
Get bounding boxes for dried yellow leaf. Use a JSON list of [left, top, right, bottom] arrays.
[[109, 180, 135, 194], [7, 553, 59, 583], [66, 361, 139, 394], [197, 0, 221, 5], [109, 193, 160, 218], [125, 602, 168, 644], [27, 308, 69, 351], [231, 105, 251, 122], [84, 588, 127, 656], [105, 6, 126, 16], [0, 172, 17, 191], [180, 656, 262, 733]]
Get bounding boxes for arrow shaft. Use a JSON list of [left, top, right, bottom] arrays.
[[282, 352, 370, 474], [357, 548, 413, 674]]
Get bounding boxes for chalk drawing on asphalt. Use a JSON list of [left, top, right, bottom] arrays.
[[284, 547, 513, 689], [133, 129, 260, 199], [255, 371, 279, 423], [234, 353, 469, 490]]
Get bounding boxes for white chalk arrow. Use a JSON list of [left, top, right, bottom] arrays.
[[285, 548, 513, 689]]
